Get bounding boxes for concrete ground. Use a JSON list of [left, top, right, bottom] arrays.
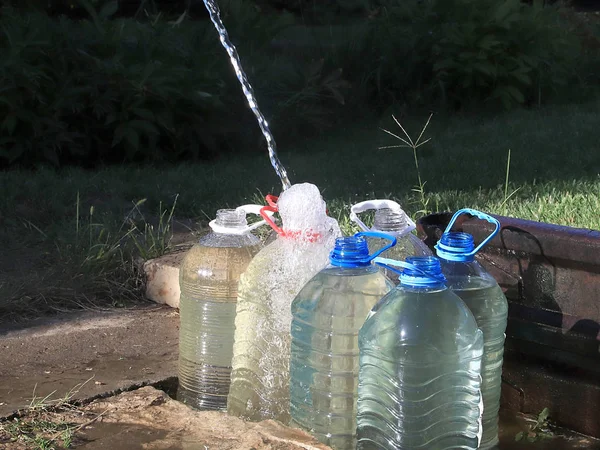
[[0, 306, 179, 418], [1, 306, 599, 449]]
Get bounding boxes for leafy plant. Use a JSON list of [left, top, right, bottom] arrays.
[[380, 114, 434, 217], [515, 407, 554, 443], [366, 0, 582, 110], [0, 1, 346, 168]]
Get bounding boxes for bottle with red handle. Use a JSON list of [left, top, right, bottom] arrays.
[[227, 183, 342, 424]]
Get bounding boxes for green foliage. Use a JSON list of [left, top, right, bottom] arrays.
[[0, 2, 348, 168], [515, 407, 554, 443], [0, 5, 230, 166], [365, 0, 582, 110]]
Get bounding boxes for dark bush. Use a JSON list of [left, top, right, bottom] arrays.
[[362, 0, 582, 110], [0, 1, 350, 168]]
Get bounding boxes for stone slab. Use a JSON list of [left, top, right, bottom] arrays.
[[143, 252, 187, 308], [0, 307, 179, 418]]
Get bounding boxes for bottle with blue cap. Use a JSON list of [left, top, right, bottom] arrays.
[[350, 199, 431, 284], [357, 256, 484, 450], [289, 232, 396, 450], [434, 208, 509, 449], [178, 205, 269, 411]]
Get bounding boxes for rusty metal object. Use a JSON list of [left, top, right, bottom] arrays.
[[417, 212, 600, 439]]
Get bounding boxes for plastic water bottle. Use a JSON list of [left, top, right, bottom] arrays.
[[227, 183, 341, 424], [350, 200, 431, 284], [435, 209, 509, 449], [289, 232, 396, 450], [357, 256, 484, 450], [177, 205, 270, 411]]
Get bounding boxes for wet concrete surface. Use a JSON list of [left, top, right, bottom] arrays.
[[0, 306, 179, 418], [58, 388, 600, 450], [1, 306, 599, 449]]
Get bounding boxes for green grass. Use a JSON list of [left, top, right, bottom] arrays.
[[1, 100, 600, 322]]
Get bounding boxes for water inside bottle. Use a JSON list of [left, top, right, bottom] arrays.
[[447, 276, 508, 449], [178, 209, 262, 411], [357, 256, 484, 450], [290, 235, 394, 450]]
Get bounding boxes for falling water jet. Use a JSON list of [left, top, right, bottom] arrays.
[[202, 0, 292, 191]]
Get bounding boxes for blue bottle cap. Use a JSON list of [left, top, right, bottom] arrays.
[[374, 256, 447, 288], [434, 208, 500, 262], [435, 232, 476, 262], [330, 236, 370, 267], [329, 231, 397, 268]]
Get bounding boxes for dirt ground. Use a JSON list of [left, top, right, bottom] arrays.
[[0, 386, 331, 450], [2, 384, 600, 450]]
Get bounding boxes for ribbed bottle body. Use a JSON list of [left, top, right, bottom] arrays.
[[227, 238, 333, 423], [177, 232, 260, 411], [445, 269, 508, 449], [290, 267, 393, 450], [357, 286, 484, 450]]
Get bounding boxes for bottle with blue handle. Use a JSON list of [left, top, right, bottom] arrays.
[[435, 208, 509, 449], [357, 256, 484, 450], [350, 200, 431, 284], [289, 232, 396, 450]]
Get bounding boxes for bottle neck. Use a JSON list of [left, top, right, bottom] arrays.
[[329, 236, 370, 267], [399, 256, 447, 288], [436, 232, 475, 262], [373, 208, 408, 233], [213, 209, 248, 233]]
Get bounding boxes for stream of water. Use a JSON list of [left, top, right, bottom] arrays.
[[202, 0, 292, 190]]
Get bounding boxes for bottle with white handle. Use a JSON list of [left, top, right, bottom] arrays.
[[177, 204, 272, 411], [350, 199, 431, 283]]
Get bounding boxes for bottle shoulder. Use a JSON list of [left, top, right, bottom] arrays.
[[292, 268, 393, 310], [361, 287, 481, 344], [198, 231, 261, 248], [441, 260, 498, 286]]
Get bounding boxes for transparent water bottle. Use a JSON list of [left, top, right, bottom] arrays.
[[289, 232, 396, 450], [357, 256, 484, 450], [435, 208, 509, 449], [350, 199, 431, 284], [227, 183, 342, 424], [177, 205, 270, 411]]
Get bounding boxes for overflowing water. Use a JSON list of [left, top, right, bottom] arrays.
[[227, 183, 341, 423], [201, 0, 291, 190]]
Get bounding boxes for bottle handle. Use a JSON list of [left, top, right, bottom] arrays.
[[237, 204, 275, 232], [265, 194, 279, 208], [356, 231, 397, 261], [443, 208, 500, 256], [373, 257, 446, 284], [350, 199, 416, 236], [208, 204, 274, 235], [259, 194, 284, 236]]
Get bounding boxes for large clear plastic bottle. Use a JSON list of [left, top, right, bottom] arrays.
[[177, 206, 268, 411], [357, 256, 484, 450], [435, 208, 509, 449], [289, 232, 396, 450], [227, 183, 341, 424], [350, 200, 431, 284]]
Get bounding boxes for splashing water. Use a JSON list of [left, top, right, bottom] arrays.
[[202, 0, 291, 190]]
